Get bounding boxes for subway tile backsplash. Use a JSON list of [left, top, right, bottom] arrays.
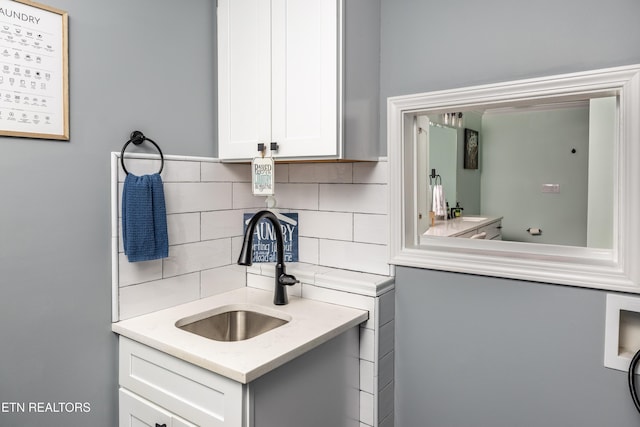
[[114, 155, 391, 318]]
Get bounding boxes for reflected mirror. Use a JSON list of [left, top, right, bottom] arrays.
[[416, 96, 616, 249], [387, 64, 640, 292]]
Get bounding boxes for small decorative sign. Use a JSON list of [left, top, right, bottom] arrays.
[[243, 212, 298, 263], [252, 156, 275, 195]]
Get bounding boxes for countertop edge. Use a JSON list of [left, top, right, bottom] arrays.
[[112, 288, 369, 384], [243, 311, 368, 382]]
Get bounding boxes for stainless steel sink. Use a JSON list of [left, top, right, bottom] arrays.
[[176, 307, 289, 342]]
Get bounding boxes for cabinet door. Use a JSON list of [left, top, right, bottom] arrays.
[[119, 337, 244, 427], [270, 0, 339, 159], [218, 0, 271, 160], [119, 388, 197, 427]]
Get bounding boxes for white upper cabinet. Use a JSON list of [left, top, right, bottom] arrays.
[[217, 0, 380, 161]]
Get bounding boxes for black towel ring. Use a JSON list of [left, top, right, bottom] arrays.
[[120, 130, 165, 175]]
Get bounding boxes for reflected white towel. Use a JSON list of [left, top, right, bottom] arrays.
[[432, 185, 446, 217]]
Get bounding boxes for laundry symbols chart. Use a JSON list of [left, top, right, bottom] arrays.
[[0, 0, 68, 140]]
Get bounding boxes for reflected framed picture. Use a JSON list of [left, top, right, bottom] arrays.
[[464, 128, 479, 169]]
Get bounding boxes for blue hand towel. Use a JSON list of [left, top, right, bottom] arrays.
[[122, 173, 169, 262]]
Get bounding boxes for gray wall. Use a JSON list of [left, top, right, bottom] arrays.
[[0, 1, 215, 426], [382, 0, 640, 426], [481, 107, 590, 246], [395, 268, 638, 427]]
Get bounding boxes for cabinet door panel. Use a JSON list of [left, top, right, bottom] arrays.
[[270, 0, 339, 158], [119, 388, 197, 427], [119, 338, 243, 427], [218, 0, 271, 159]]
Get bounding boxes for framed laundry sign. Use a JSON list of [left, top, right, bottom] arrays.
[[243, 213, 299, 263], [0, 0, 69, 140]]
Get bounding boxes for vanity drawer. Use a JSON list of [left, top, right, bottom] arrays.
[[480, 221, 502, 240], [457, 229, 480, 238], [119, 337, 243, 427], [119, 388, 196, 427]]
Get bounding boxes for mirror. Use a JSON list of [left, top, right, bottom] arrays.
[[416, 96, 617, 249], [387, 65, 640, 292]]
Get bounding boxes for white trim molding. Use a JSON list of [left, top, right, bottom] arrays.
[[387, 64, 640, 292]]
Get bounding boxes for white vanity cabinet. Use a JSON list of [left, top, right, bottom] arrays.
[[217, 0, 380, 161], [457, 218, 503, 240], [118, 328, 359, 427], [422, 216, 503, 241]]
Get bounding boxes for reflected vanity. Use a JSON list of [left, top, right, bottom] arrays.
[[388, 64, 640, 292], [417, 97, 616, 248]]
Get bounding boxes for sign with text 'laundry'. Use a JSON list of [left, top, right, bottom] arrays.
[[243, 213, 298, 263]]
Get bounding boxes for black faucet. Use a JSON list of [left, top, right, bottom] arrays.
[[237, 210, 299, 305]]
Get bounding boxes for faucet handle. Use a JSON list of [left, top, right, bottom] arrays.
[[279, 273, 299, 286]]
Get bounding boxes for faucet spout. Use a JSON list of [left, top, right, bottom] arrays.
[[238, 210, 299, 305]]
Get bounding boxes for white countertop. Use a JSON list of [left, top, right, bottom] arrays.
[[112, 287, 368, 384], [423, 215, 502, 237]]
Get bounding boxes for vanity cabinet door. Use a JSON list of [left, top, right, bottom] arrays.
[[119, 337, 244, 427], [119, 388, 196, 427], [480, 220, 502, 240], [217, 0, 339, 160]]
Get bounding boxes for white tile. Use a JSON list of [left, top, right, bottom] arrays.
[[118, 254, 162, 287], [247, 272, 272, 291], [354, 161, 388, 184], [161, 160, 201, 182], [231, 236, 244, 263], [201, 264, 246, 297], [360, 391, 374, 426], [274, 163, 289, 183], [270, 183, 319, 210], [247, 272, 302, 297], [280, 263, 329, 284], [378, 381, 394, 422], [167, 213, 201, 246], [298, 211, 353, 240], [201, 162, 251, 182], [377, 289, 395, 327], [379, 351, 394, 391], [118, 158, 162, 181], [119, 273, 200, 320], [379, 320, 394, 360], [360, 327, 375, 362], [302, 284, 375, 329], [319, 240, 390, 276], [162, 239, 231, 278], [379, 413, 394, 427], [233, 182, 269, 209], [256, 263, 324, 286], [246, 264, 263, 276], [354, 213, 388, 245], [289, 163, 353, 183], [201, 210, 244, 240], [315, 268, 394, 297], [360, 359, 375, 393], [119, 158, 200, 182], [164, 182, 232, 214], [298, 237, 319, 264], [319, 184, 387, 214]]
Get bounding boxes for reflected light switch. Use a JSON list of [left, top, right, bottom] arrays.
[[541, 184, 560, 193]]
